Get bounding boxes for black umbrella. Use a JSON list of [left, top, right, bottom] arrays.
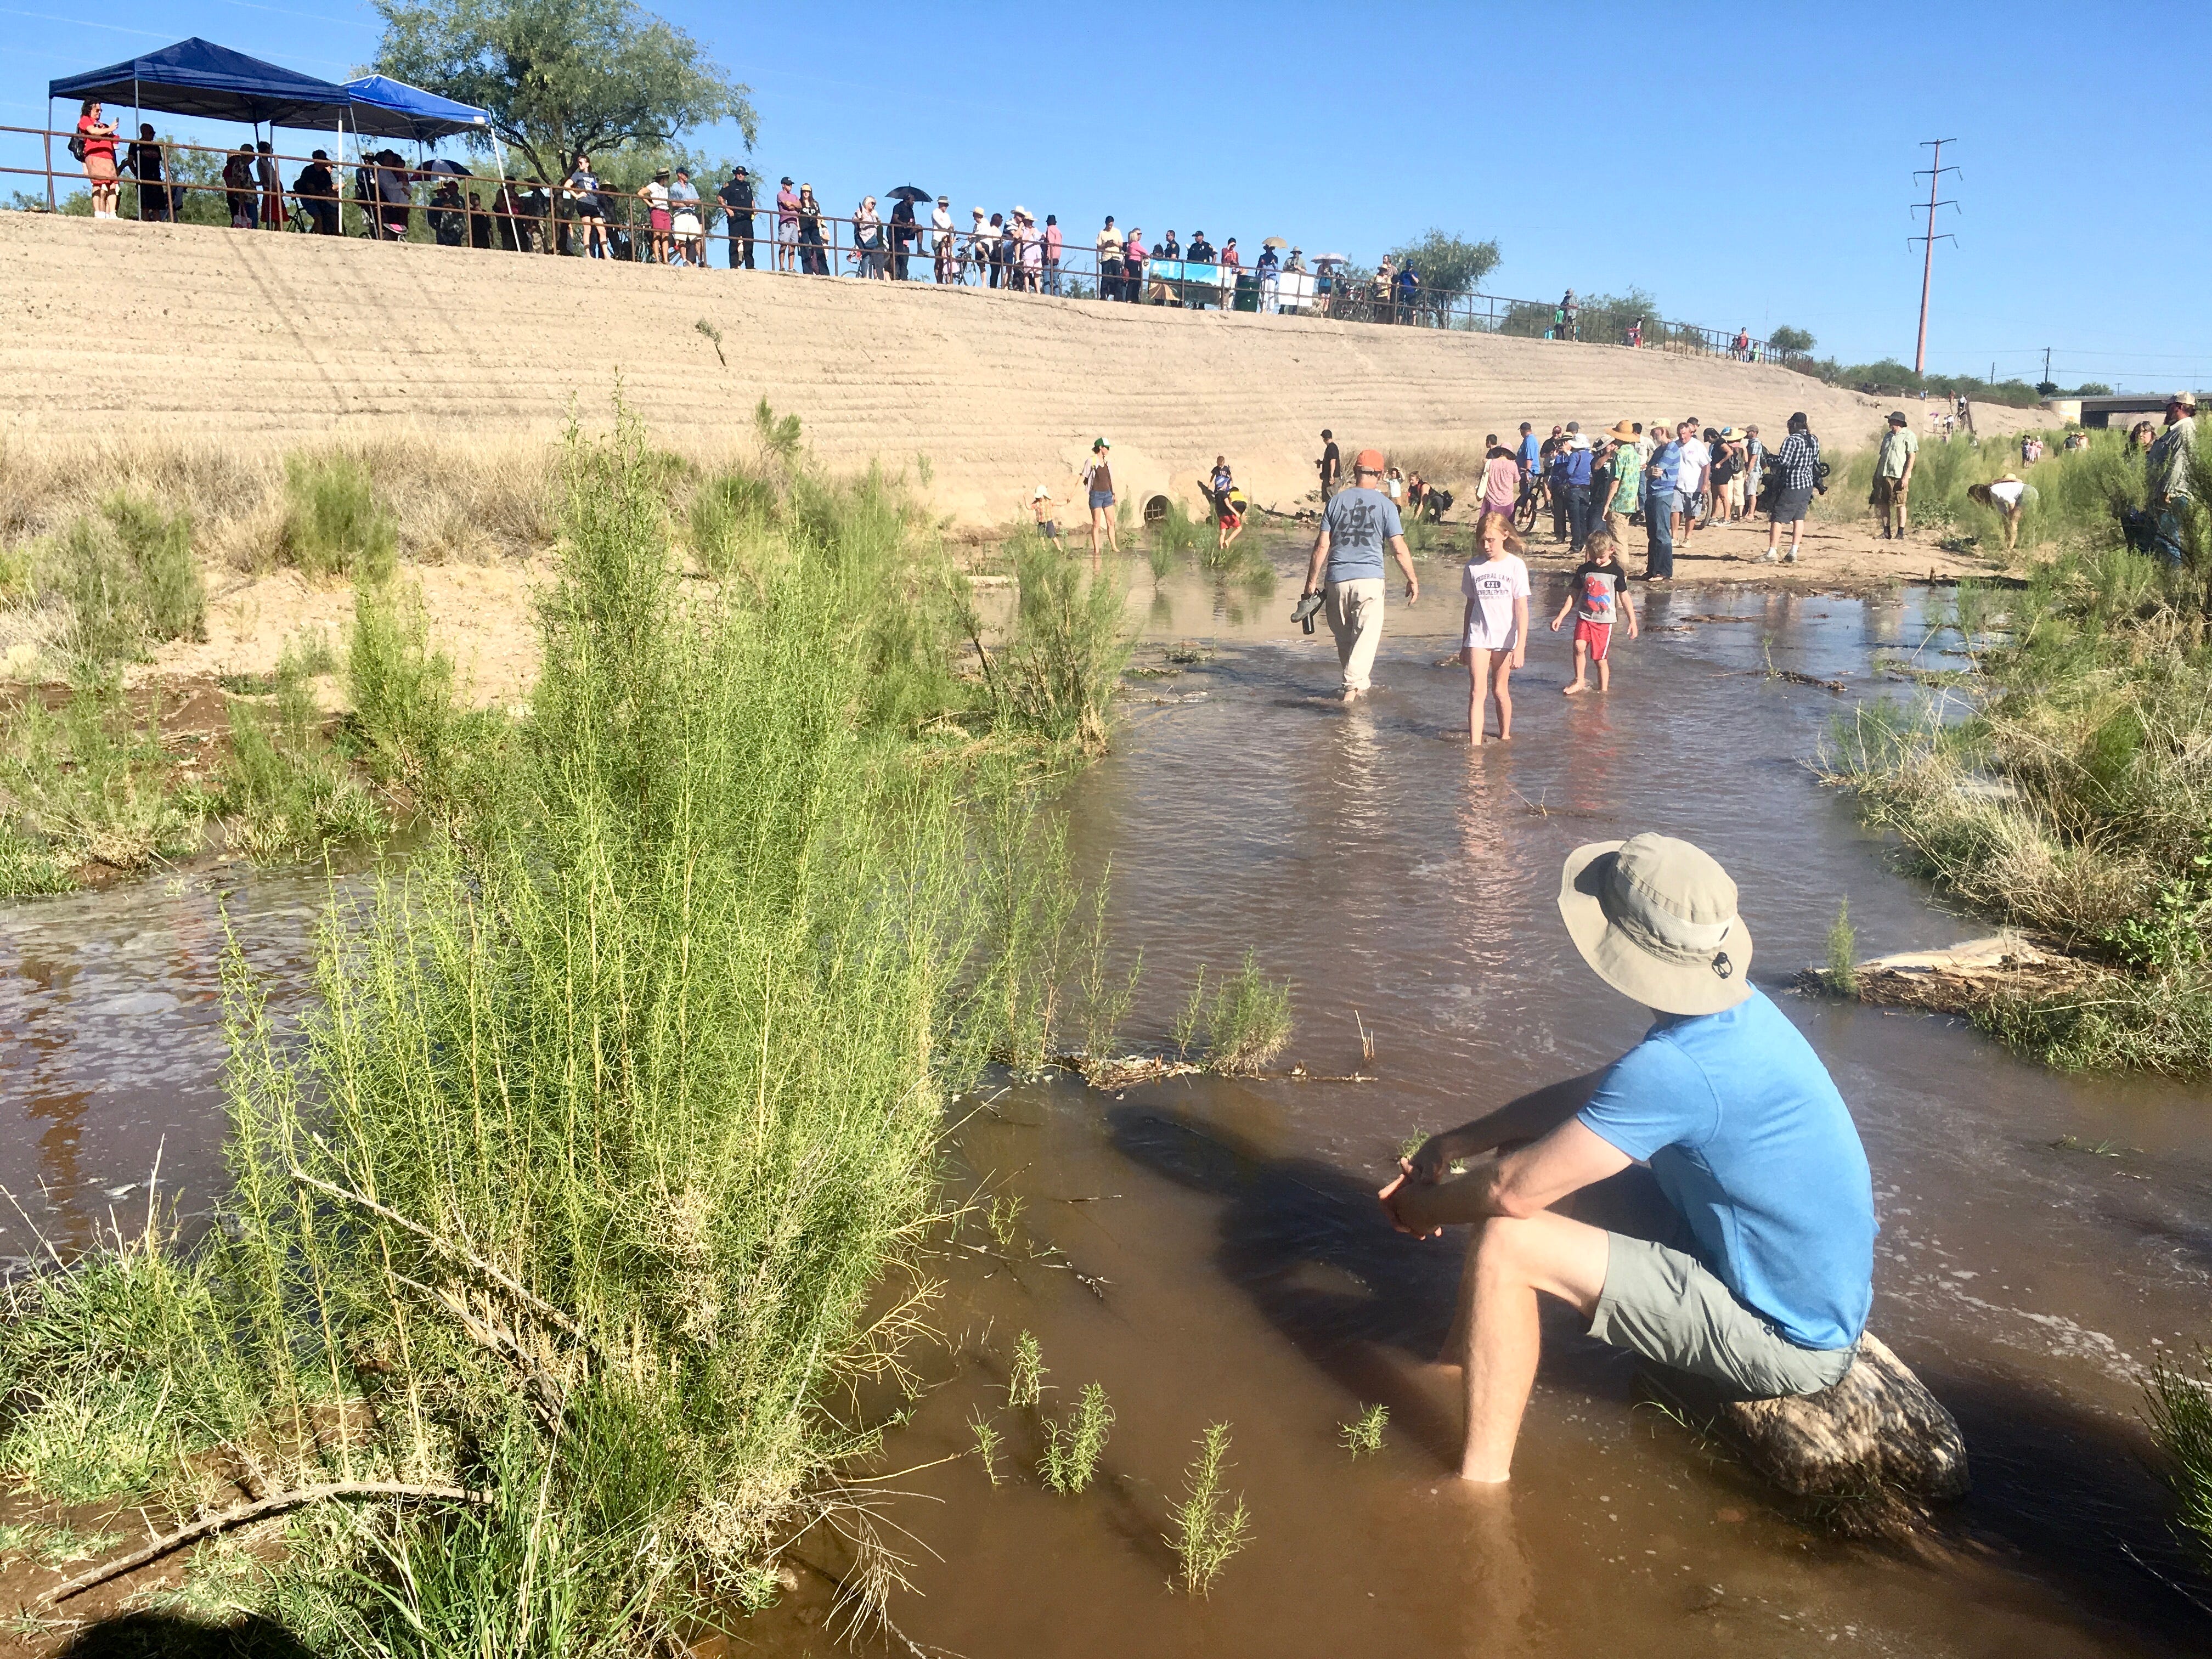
[[887, 184, 930, 202]]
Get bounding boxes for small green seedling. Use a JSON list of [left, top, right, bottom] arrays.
[[1825, 898, 1858, 995], [1006, 1329, 1046, 1408], [1169, 1423, 1251, 1595], [1340, 1402, 1388, 1458], [988, 1192, 1024, 1248], [1039, 1382, 1113, 1494], [969, 1409, 1004, 1484]]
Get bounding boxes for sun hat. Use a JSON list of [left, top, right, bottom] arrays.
[[1570, 434, 1591, 450], [1719, 425, 1739, 439], [2170, 391, 2198, 410], [1353, 448, 1386, 473], [1888, 410, 1909, 425], [1605, 420, 1638, 441], [1033, 485, 1052, 500], [1558, 833, 1753, 1016]]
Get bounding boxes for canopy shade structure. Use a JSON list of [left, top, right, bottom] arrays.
[[341, 76, 494, 143], [48, 37, 354, 128]]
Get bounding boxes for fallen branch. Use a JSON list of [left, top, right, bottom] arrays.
[[289, 1168, 589, 1347], [48, 1482, 484, 1603]]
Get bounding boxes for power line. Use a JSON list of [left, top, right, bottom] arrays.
[[1909, 139, 1961, 376]]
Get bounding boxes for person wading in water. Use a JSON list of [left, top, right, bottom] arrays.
[[1299, 448, 1419, 703], [1379, 833, 1875, 1481]]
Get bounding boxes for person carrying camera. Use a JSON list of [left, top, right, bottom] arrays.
[[1297, 448, 1419, 703]]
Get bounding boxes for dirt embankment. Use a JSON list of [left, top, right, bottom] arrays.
[[0, 213, 2041, 529]]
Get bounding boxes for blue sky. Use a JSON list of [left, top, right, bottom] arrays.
[[7, 0, 2207, 390]]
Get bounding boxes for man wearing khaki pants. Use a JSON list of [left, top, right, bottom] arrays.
[[1300, 448, 1419, 702]]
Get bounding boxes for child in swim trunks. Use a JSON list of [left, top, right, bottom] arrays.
[[1549, 529, 1638, 695]]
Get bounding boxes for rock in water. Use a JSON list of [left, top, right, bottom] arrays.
[[1640, 1333, 1968, 1532]]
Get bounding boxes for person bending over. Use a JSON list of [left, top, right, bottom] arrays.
[[1380, 833, 1874, 1481]]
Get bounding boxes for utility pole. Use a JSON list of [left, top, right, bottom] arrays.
[[2044, 346, 2052, 389], [1910, 140, 1960, 377]]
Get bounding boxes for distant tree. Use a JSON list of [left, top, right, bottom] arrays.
[[2073, 381, 2114, 396], [2036, 379, 2061, 397], [1385, 229, 1502, 313], [373, 0, 756, 185], [1769, 325, 1815, 360]]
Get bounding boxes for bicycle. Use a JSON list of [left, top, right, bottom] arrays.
[[1512, 475, 1546, 535]]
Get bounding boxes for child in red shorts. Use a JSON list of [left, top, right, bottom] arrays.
[[1549, 529, 1638, 695]]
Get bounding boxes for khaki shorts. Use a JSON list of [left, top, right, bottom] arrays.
[[1589, 1223, 1855, 1400]]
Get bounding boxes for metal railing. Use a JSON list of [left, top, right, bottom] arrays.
[[4, 125, 1778, 361]]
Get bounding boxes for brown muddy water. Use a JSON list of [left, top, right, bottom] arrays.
[[6, 553, 2211, 1656]]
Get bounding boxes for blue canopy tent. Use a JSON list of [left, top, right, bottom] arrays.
[[46, 37, 356, 212], [341, 76, 494, 146]]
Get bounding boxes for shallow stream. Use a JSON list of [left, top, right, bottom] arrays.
[[5, 553, 2209, 1655]]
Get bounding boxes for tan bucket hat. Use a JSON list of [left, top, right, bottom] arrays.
[[1605, 420, 1638, 441], [1558, 833, 1753, 1015]]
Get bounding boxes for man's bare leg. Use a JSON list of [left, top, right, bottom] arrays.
[[1449, 1212, 1609, 1482]]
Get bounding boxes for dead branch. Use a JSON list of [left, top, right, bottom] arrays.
[[48, 1482, 484, 1603], [288, 1167, 589, 1347]]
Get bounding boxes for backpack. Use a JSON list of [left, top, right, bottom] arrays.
[[68, 133, 88, 162]]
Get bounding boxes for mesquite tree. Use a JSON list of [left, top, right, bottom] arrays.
[[373, 0, 755, 185]]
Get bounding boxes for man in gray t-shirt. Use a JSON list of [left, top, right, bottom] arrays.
[[1299, 448, 1419, 701]]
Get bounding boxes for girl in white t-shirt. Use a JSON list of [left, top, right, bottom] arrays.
[[1460, 519, 1531, 744]]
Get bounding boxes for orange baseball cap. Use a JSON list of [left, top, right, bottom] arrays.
[[1353, 448, 1386, 473]]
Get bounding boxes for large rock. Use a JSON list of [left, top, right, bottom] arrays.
[[1640, 1333, 1968, 1533]]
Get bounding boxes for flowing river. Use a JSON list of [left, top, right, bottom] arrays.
[[6, 553, 2209, 1655]]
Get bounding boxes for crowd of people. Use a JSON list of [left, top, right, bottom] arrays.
[[1283, 412, 1830, 738], [61, 100, 1765, 348]]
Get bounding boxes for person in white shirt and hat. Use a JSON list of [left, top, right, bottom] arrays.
[[1966, 472, 2032, 552]]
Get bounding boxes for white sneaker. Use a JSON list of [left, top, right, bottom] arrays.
[[1783, 549, 1798, 563], [1758, 550, 1779, 563]]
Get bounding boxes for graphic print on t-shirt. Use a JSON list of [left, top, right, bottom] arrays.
[[1576, 565, 1622, 623]]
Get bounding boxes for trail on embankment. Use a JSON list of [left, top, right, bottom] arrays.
[[1, 215, 2038, 527]]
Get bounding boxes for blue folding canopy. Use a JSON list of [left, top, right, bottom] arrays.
[[341, 76, 494, 144], [47, 37, 354, 128]]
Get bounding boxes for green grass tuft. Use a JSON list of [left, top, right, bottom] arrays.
[[1167, 1422, 1251, 1594], [1825, 898, 1859, 995], [1340, 1402, 1389, 1458], [278, 454, 396, 581], [1039, 1382, 1113, 1494]]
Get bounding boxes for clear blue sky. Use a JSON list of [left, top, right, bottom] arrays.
[[7, 0, 2207, 390]]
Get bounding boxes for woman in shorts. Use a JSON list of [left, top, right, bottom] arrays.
[[1082, 438, 1118, 573], [1460, 516, 1530, 746], [639, 168, 672, 263], [568, 154, 607, 257], [76, 101, 120, 219], [1759, 413, 1820, 563]]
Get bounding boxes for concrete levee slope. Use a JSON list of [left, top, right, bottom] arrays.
[[1, 215, 2036, 526]]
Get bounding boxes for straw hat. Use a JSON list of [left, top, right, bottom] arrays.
[[1605, 420, 1638, 441], [1558, 834, 1753, 1015]]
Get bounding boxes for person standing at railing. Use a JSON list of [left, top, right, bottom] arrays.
[[293, 150, 338, 236], [889, 194, 915, 279], [1256, 243, 1279, 313], [1122, 227, 1146, 303], [775, 177, 799, 272], [73, 101, 121, 220], [640, 170, 673, 263], [1043, 215, 1062, 295], [930, 196, 955, 282], [852, 197, 884, 278], [1018, 210, 1044, 292], [718, 166, 754, 269], [1396, 262, 1419, 326], [125, 126, 170, 223], [430, 176, 466, 246], [568, 155, 607, 257], [1097, 216, 1124, 300], [255, 142, 284, 232], [223, 144, 257, 228], [979, 212, 1005, 287], [797, 185, 827, 274], [671, 170, 703, 267]]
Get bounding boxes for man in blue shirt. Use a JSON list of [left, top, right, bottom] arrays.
[[1641, 424, 1685, 580], [1299, 448, 1419, 701], [1380, 833, 1875, 1482]]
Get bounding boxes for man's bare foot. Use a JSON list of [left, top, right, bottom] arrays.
[[1562, 681, 1586, 697]]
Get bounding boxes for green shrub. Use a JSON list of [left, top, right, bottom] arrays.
[[0, 686, 198, 888], [689, 466, 777, 577], [1825, 898, 1859, 995], [279, 454, 396, 580], [992, 539, 1132, 752], [215, 656, 386, 865], [2146, 1347, 2212, 1565], [1204, 950, 1295, 1074], [1039, 1382, 1113, 1494], [43, 494, 205, 668]]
